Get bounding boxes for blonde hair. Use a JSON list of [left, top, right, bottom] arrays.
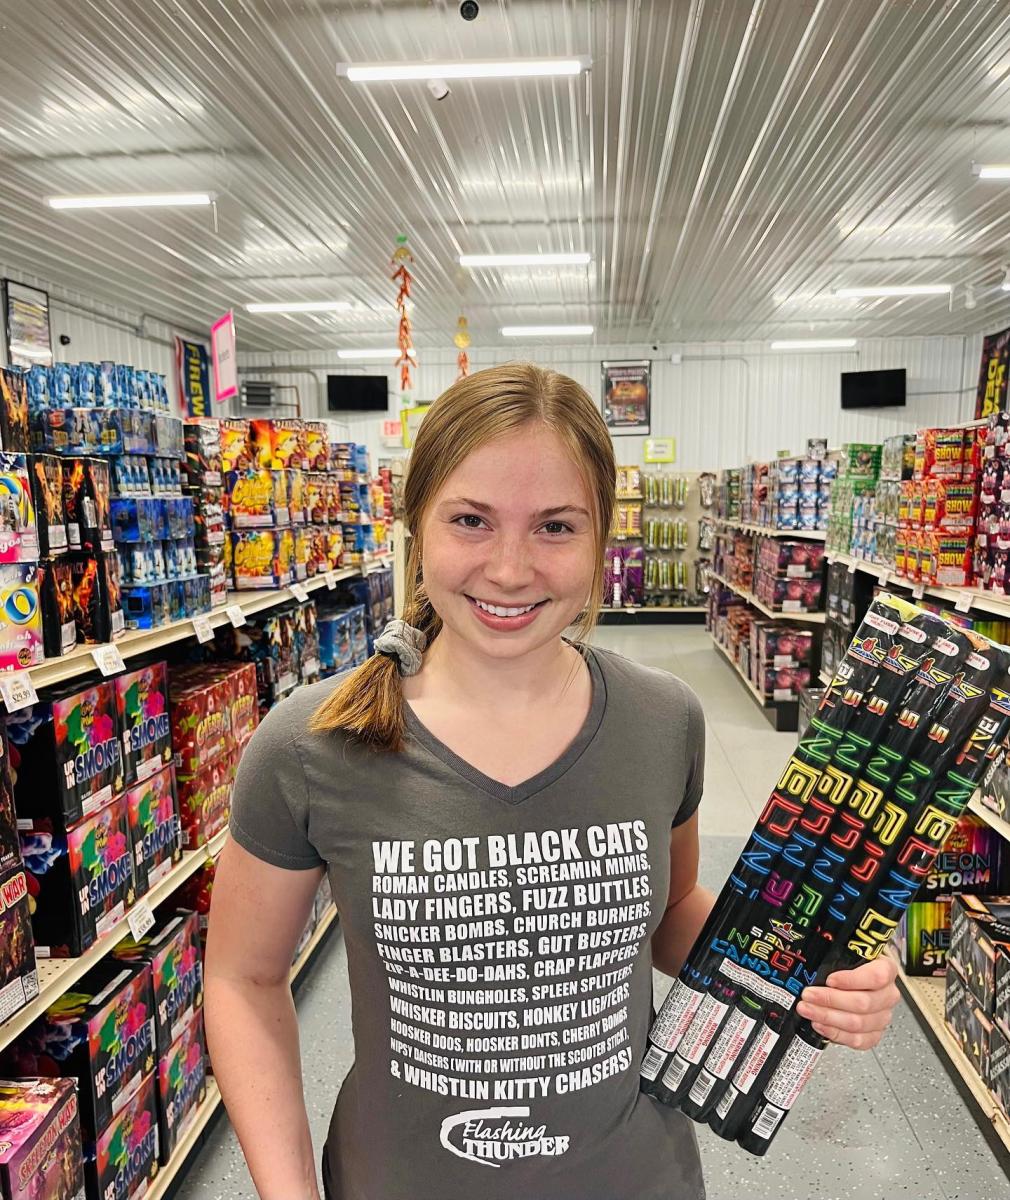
[[310, 362, 617, 750]]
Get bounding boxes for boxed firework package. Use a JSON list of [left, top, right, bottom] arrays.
[[250, 418, 306, 470], [226, 469, 289, 530], [945, 966, 992, 1085], [40, 558, 77, 657], [318, 610, 354, 676], [225, 663, 259, 745], [176, 748, 236, 849], [0, 368, 30, 453], [84, 1072, 159, 1200], [168, 668, 232, 777], [115, 663, 172, 787], [155, 1011, 206, 1165], [896, 898, 954, 976], [29, 453, 68, 557], [216, 612, 297, 710], [230, 528, 291, 590], [981, 752, 1010, 823], [68, 552, 124, 645], [0, 454, 39, 563], [948, 894, 1010, 1029], [294, 602, 320, 682], [0, 1078, 84, 1200], [8, 681, 124, 831], [0, 865, 39, 1022], [1, 958, 156, 1140], [169, 860, 215, 948], [992, 1021, 1010, 1119], [126, 767, 181, 895], [182, 418, 222, 487], [62, 459, 113, 554], [19, 796, 135, 958], [304, 422, 328, 472], [218, 419, 251, 474], [0, 563, 43, 671], [114, 911, 202, 1059]]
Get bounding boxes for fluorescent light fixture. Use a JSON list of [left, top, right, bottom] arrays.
[[500, 324, 593, 337], [460, 252, 591, 267], [338, 58, 589, 82], [336, 347, 416, 360], [47, 192, 212, 209], [245, 301, 353, 314], [834, 284, 951, 298], [975, 164, 1010, 179], [770, 339, 857, 351]]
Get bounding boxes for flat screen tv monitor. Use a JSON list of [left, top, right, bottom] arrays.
[[326, 374, 388, 413], [841, 368, 906, 410]]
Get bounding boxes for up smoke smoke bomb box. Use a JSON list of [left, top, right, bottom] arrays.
[[126, 767, 181, 896], [0, 1077, 85, 1200], [155, 1011, 206, 1165], [113, 912, 202, 1059], [85, 1072, 158, 1200], [19, 797, 135, 958], [1, 959, 155, 1141], [115, 664, 171, 788], [0, 563, 43, 671], [0, 865, 39, 1023], [8, 681, 124, 832]]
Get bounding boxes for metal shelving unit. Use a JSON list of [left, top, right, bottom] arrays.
[[716, 518, 827, 542], [825, 550, 1010, 619], [709, 570, 826, 624], [711, 635, 801, 732]]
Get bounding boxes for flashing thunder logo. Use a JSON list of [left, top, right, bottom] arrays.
[[440, 1107, 570, 1168], [61, 695, 120, 789]]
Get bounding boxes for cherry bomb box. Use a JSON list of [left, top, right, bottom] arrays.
[[19, 796, 135, 958], [156, 1011, 206, 1165], [168, 668, 232, 778], [1, 958, 156, 1142], [176, 745, 237, 850], [113, 911, 202, 1059], [126, 766, 181, 897], [0, 864, 39, 1024], [7, 680, 124, 833], [0, 1077, 85, 1200], [84, 1072, 158, 1200]]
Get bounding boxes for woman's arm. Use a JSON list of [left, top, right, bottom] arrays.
[[204, 838, 325, 1200]]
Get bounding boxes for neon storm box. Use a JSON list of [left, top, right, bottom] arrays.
[[896, 898, 953, 976], [0, 864, 39, 1023], [113, 911, 202, 1059], [84, 1072, 158, 1200], [19, 797, 135, 958], [115, 663, 171, 788], [948, 894, 1010, 1032], [917, 812, 1010, 897], [0, 1077, 85, 1200], [1, 958, 155, 1141], [7, 680, 124, 832], [156, 1010, 206, 1165], [126, 767, 181, 895]]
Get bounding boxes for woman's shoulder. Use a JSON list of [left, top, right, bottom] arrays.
[[244, 673, 350, 757], [587, 642, 703, 720]]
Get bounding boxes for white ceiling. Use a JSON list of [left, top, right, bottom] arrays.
[[3, 0, 1010, 352]]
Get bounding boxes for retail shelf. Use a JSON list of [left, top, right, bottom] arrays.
[[598, 605, 706, 625], [968, 793, 1010, 843], [710, 634, 799, 731], [826, 551, 1010, 621], [893, 960, 1010, 1169], [710, 571, 826, 624], [0, 828, 229, 1053], [716, 519, 826, 542]]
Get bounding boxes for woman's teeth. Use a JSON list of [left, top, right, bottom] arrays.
[[473, 598, 539, 617]]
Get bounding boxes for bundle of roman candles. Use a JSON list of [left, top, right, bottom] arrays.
[[642, 594, 1010, 1154]]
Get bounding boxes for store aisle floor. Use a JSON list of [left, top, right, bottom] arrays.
[[177, 626, 1008, 1200]]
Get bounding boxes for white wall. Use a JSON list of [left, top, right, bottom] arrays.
[[239, 335, 982, 469]]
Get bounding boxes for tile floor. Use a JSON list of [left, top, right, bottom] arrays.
[[177, 625, 1008, 1200]]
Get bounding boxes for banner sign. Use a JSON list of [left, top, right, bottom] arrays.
[[175, 336, 211, 417], [3, 280, 53, 368], [602, 360, 651, 435], [210, 310, 238, 403], [975, 325, 1010, 419]]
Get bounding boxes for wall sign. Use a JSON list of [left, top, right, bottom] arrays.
[[2, 280, 53, 368], [210, 310, 238, 403], [175, 336, 211, 417], [602, 360, 651, 435]]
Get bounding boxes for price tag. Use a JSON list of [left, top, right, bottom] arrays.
[[192, 615, 215, 644], [226, 604, 247, 628], [954, 592, 974, 613], [847, 561, 857, 575], [912, 583, 925, 600], [127, 902, 156, 942], [290, 582, 310, 603], [324, 570, 338, 590], [92, 644, 126, 676], [0, 672, 38, 713]]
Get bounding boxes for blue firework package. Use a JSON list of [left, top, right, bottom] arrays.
[[0, 562, 43, 671]]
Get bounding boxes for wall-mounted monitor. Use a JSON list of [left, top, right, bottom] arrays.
[[841, 368, 906, 409], [326, 374, 389, 413]]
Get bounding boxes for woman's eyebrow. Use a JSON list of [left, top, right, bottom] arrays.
[[440, 497, 590, 519]]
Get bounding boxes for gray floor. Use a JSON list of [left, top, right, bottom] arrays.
[[177, 626, 1009, 1200]]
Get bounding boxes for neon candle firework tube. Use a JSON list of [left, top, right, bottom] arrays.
[[649, 606, 946, 1106]]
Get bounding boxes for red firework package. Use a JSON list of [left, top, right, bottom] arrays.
[[218, 418, 251, 475], [0, 864, 39, 1023], [126, 767, 181, 896], [250, 418, 306, 470], [85, 1072, 159, 1200], [752, 570, 823, 612], [755, 538, 825, 577], [156, 1010, 206, 1165], [919, 531, 974, 587], [176, 748, 237, 850], [168, 667, 232, 777], [19, 796, 135, 958], [68, 551, 124, 644], [0, 1077, 84, 1200], [759, 665, 811, 701], [753, 624, 813, 668], [115, 662, 172, 788], [113, 911, 202, 1059], [304, 422, 328, 472], [922, 478, 978, 530], [915, 427, 970, 480]]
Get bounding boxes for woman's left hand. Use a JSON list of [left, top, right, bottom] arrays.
[[795, 957, 901, 1051]]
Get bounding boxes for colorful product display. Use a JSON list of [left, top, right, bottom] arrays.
[[0, 1077, 84, 1200], [126, 767, 182, 893], [0, 864, 39, 1023], [0, 563, 44, 670], [115, 664, 172, 787], [86, 1071, 159, 1200], [113, 911, 202, 1059], [155, 1011, 206, 1165]]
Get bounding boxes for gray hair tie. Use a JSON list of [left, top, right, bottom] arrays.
[[374, 619, 428, 676]]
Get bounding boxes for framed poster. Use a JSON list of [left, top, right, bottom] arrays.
[[602, 360, 650, 435], [2, 280, 53, 368], [975, 325, 1010, 419]]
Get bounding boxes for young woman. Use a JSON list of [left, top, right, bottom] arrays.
[[205, 363, 900, 1200]]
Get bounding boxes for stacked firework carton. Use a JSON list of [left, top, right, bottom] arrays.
[[643, 594, 1010, 1154]]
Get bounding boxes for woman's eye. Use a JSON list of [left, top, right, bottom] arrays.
[[541, 521, 571, 536], [455, 514, 486, 529]]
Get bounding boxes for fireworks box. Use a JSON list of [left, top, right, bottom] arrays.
[[115, 663, 172, 787], [304, 475, 327, 526], [68, 552, 125, 645], [758, 664, 811, 701], [218, 418, 251, 475], [896, 898, 953, 976], [922, 478, 978, 530], [318, 611, 353, 676], [113, 911, 202, 1059], [226, 469, 290, 529], [2, 958, 155, 1140], [84, 1072, 159, 1200], [126, 767, 181, 895], [919, 812, 1010, 897], [0, 865, 39, 1023], [111, 456, 151, 499], [62, 459, 113, 554], [176, 747, 236, 849], [756, 538, 825, 577], [109, 498, 166, 544], [182, 419, 222, 488], [294, 602, 320, 682], [227, 663, 259, 745], [752, 570, 823, 613], [291, 527, 308, 581], [915, 428, 971, 480], [168, 667, 233, 776], [230, 529, 291, 589], [250, 418, 306, 470], [945, 963, 992, 1085], [0, 368, 30, 453], [156, 1011, 206, 1165], [303, 422, 328, 472], [8, 680, 124, 831], [918, 531, 974, 588], [795, 684, 824, 737], [0, 1078, 84, 1200], [335, 575, 383, 638], [215, 612, 297, 710], [169, 860, 215, 948], [0, 722, 17, 876], [980, 752, 1010, 823], [0, 563, 43, 671], [0, 454, 39, 564], [753, 624, 813, 668], [30, 453, 68, 558], [19, 795, 135, 957], [40, 559, 77, 658], [948, 895, 1010, 1033], [992, 1021, 1010, 1120]]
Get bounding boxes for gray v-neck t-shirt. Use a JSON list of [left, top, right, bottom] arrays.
[[230, 644, 707, 1200]]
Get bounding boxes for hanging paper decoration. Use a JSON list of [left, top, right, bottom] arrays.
[[454, 315, 471, 380], [391, 235, 415, 392]]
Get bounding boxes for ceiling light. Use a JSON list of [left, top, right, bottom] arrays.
[[500, 324, 594, 337], [460, 252, 591, 268], [965, 285, 977, 309], [47, 192, 213, 209], [975, 164, 1010, 180], [1001, 267, 1010, 292], [770, 339, 857, 351], [834, 285, 951, 298], [338, 57, 589, 82], [245, 301, 353, 314], [336, 348, 417, 360]]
